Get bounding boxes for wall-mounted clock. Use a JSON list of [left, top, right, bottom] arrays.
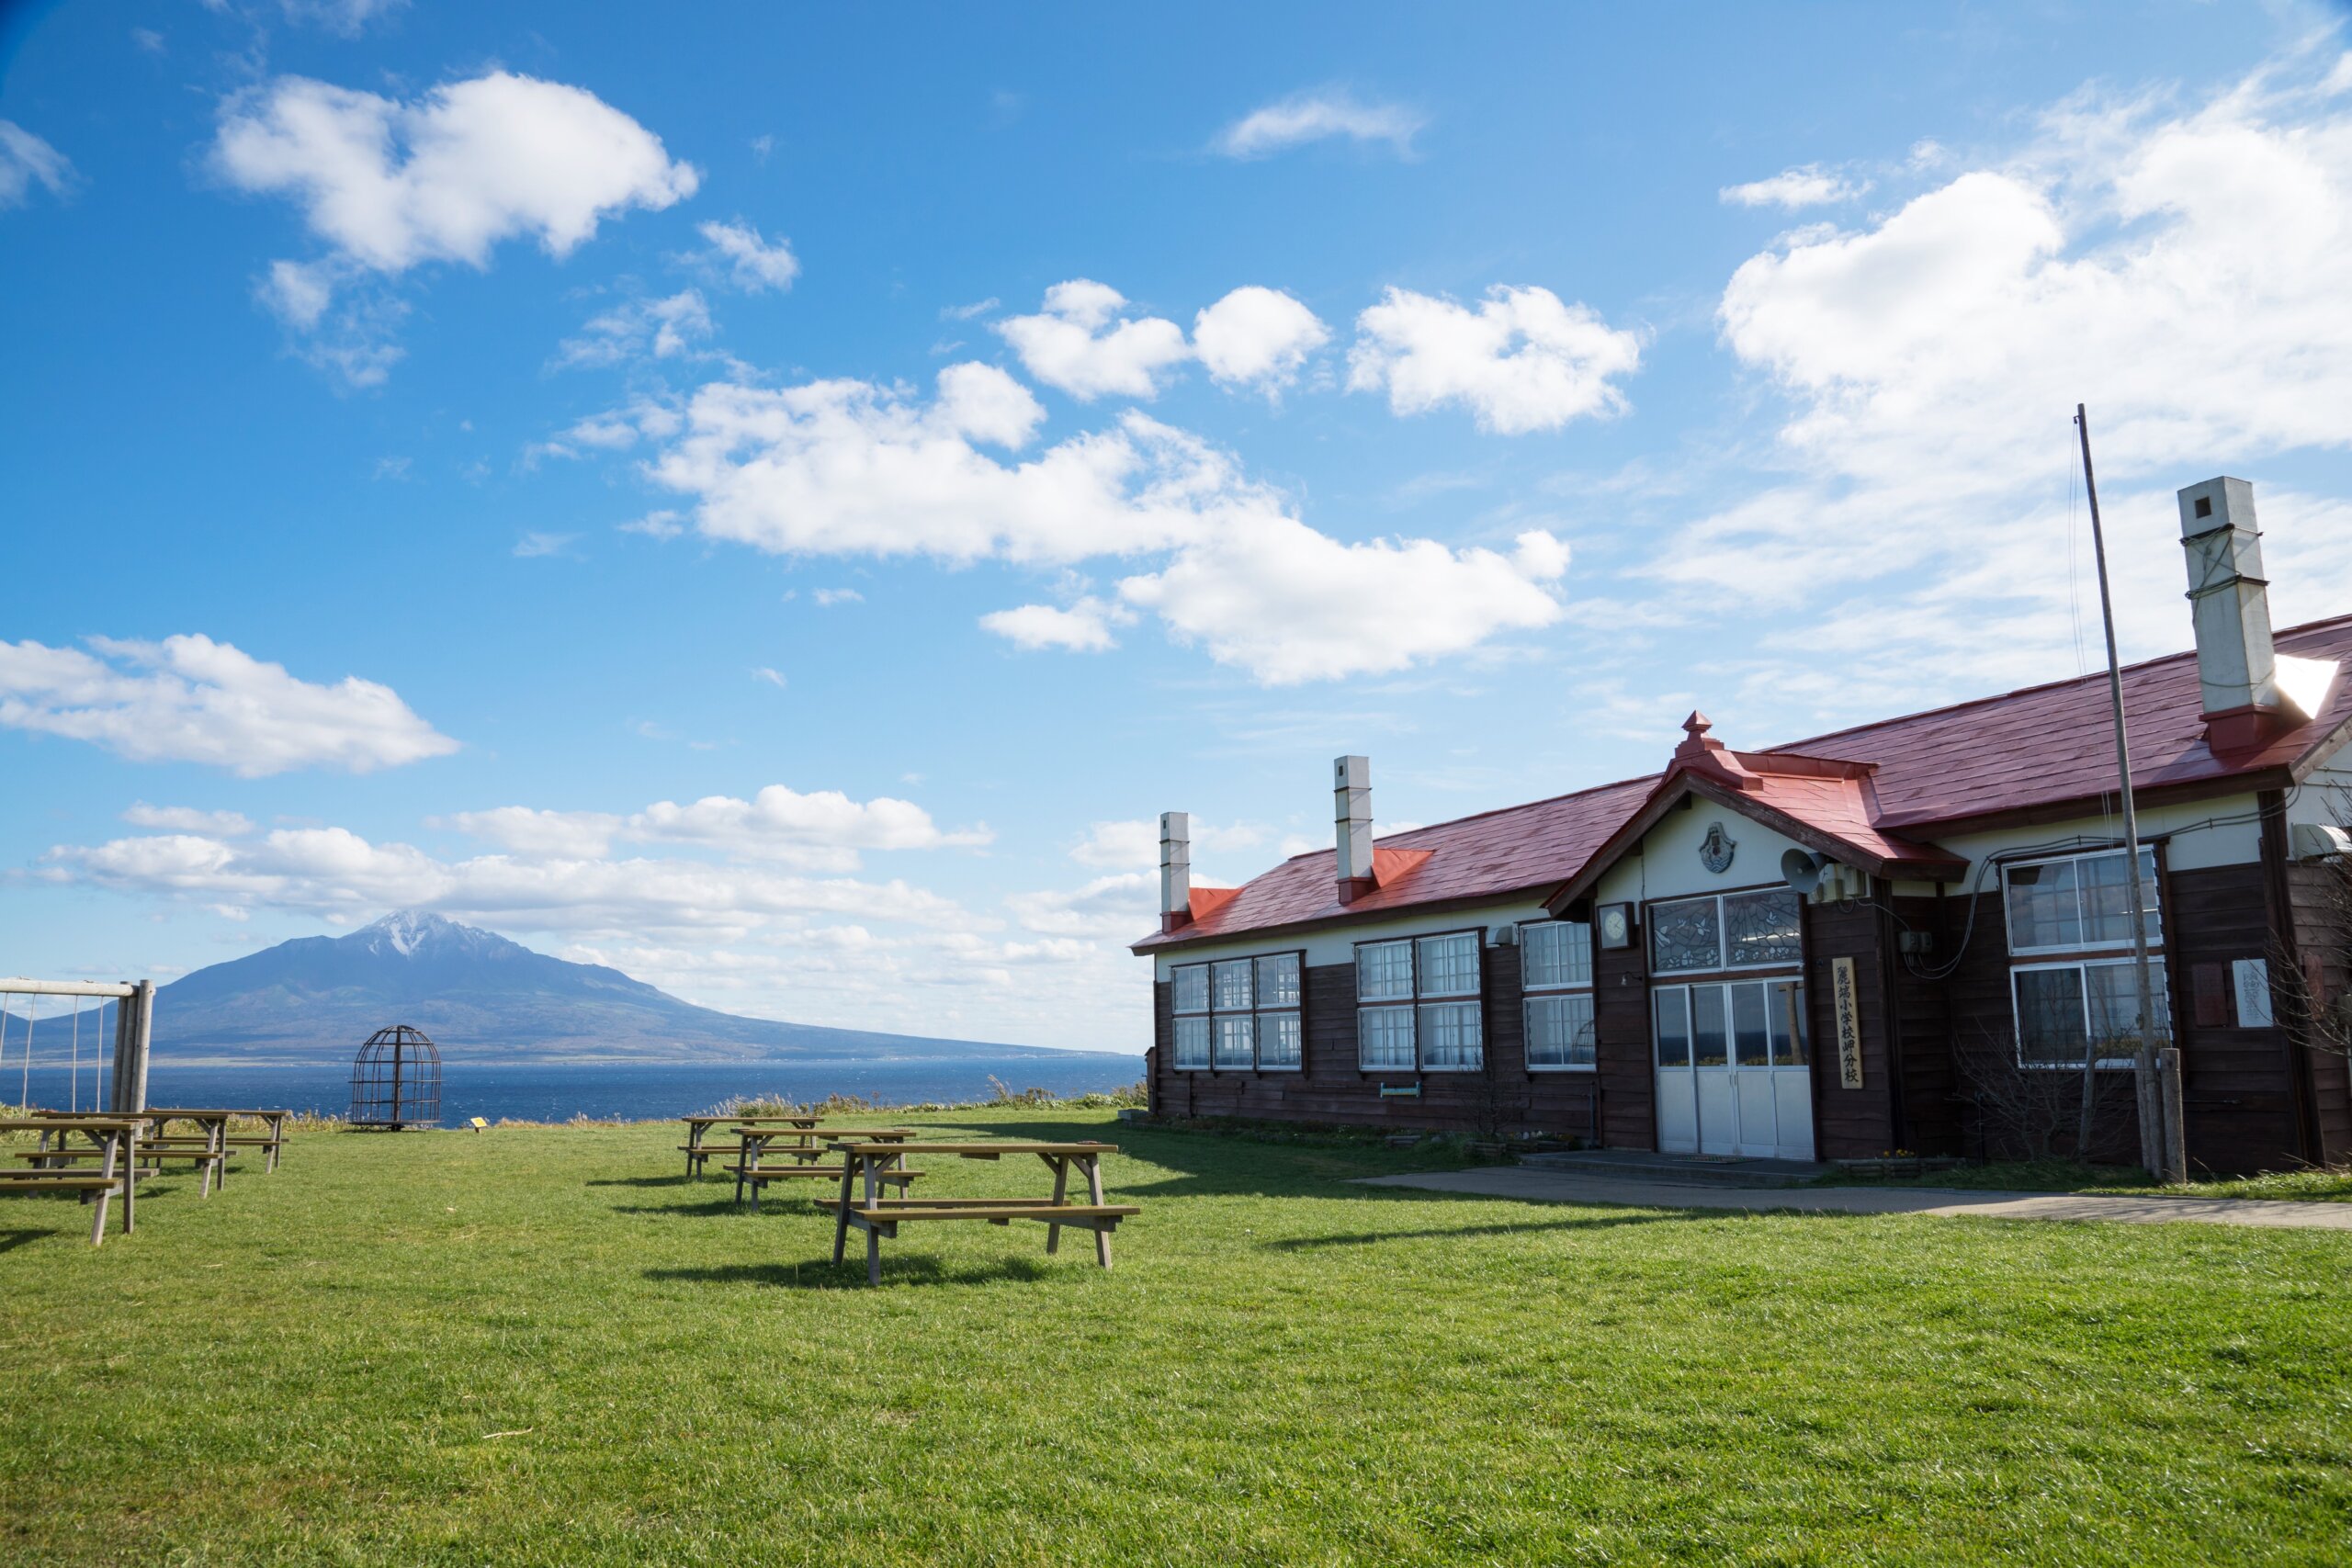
[[1597, 902, 1634, 950]]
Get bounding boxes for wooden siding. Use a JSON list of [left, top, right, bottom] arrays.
[[1149, 945, 1608, 1139], [1592, 930, 1653, 1150], [1890, 893, 1963, 1156], [1798, 899, 1895, 1160], [2284, 860, 2352, 1163]]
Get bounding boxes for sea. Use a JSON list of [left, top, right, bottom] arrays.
[[6, 1054, 1144, 1126]]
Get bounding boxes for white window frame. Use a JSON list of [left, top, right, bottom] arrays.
[[1171, 1013, 1211, 1071], [2001, 847, 2164, 957], [1354, 930, 1484, 1072], [1646, 888, 1804, 976], [2010, 955, 2172, 1071], [1520, 919, 1597, 1072], [1168, 952, 1305, 1072]]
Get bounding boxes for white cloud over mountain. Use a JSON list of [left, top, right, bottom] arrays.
[[434, 784, 988, 874], [1348, 285, 1644, 434], [0, 635, 457, 776], [212, 71, 697, 382]]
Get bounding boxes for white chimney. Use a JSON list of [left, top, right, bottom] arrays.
[[2177, 476, 2280, 751], [1159, 811, 1192, 931], [1334, 755, 1374, 901]]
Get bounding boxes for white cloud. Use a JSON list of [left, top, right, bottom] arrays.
[[995, 280, 1191, 400], [750, 666, 787, 688], [694, 218, 798, 293], [979, 597, 1130, 652], [1119, 522, 1572, 684], [1720, 163, 1870, 209], [1214, 89, 1424, 160], [1193, 286, 1329, 393], [1002, 871, 1156, 938], [514, 531, 577, 558], [620, 509, 685, 538], [431, 806, 622, 860], [811, 588, 864, 606], [123, 804, 254, 836], [278, 0, 407, 35], [1348, 285, 1644, 434], [212, 72, 696, 373], [0, 635, 458, 776], [1, 121, 75, 209], [940, 297, 999, 321], [555, 288, 712, 367], [1068, 818, 1266, 869]]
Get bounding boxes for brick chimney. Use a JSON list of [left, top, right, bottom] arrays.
[[1334, 755, 1374, 903], [2177, 477, 2282, 753], [1159, 811, 1192, 933]]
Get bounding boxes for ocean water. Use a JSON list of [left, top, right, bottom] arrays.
[[5, 1055, 1144, 1126]]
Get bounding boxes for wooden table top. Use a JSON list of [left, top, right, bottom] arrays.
[[732, 1126, 911, 1140], [683, 1112, 817, 1126], [142, 1108, 289, 1118], [835, 1141, 1117, 1156], [0, 1116, 141, 1133]]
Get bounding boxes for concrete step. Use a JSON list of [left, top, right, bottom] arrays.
[[1517, 1149, 1826, 1189]]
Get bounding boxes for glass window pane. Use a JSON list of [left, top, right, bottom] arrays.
[[1526, 994, 1596, 1067], [1417, 933, 1480, 998], [1692, 986, 1729, 1067], [1732, 982, 1770, 1066], [2014, 967, 2088, 1065], [1724, 890, 1803, 968], [1254, 953, 1301, 1009], [1654, 987, 1690, 1067], [1171, 964, 1209, 1014], [1212, 959, 1254, 1011], [1358, 1005, 1415, 1069], [1650, 897, 1721, 973], [1769, 981, 1809, 1066], [1259, 1011, 1302, 1067], [2006, 859, 2082, 952], [2078, 850, 2163, 947], [1173, 1015, 1210, 1068], [1521, 921, 1593, 990], [1419, 1000, 1483, 1068], [1357, 941, 1414, 1002], [1214, 1014, 1255, 1068], [2086, 960, 2170, 1055]]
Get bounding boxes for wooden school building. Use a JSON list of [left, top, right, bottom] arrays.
[[1132, 478, 2352, 1173]]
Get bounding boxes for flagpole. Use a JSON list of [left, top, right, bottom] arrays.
[[2073, 404, 2174, 1179]]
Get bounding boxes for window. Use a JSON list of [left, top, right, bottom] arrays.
[[1650, 890, 1803, 975], [1168, 952, 1304, 1072], [1355, 932, 1484, 1071], [2004, 849, 2161, 954], [2014, 959, 2171, 1067], [1652, 979, 1807, 1069], [1521, 919, 1596, 1070]]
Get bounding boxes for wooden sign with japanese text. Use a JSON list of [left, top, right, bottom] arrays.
[[1832, 957, 1864, 1089]]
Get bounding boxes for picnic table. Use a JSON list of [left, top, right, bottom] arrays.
[[0, 1115, 141, 1245], [141, 1109, 292, 1175], [679, 1112, 820, 1177], [819, 1141, 1139, 1285], [728, 1126, 919, 1210]]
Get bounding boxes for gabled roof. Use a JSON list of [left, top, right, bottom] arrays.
[[1132, 612, 2352, 953]]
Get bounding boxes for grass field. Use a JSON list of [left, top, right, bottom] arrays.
[[1812, 1157, 2352, 1203], [5, 1110, 2350, 1566]]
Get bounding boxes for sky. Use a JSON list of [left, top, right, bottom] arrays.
[[5, 0, 2352, 1053]]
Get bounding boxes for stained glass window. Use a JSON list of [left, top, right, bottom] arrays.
[[1649, 897, 1721, 973], [1724, 890, 1803, 967]]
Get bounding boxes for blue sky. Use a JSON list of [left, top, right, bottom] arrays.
[[6, 0, 2352, 1051]]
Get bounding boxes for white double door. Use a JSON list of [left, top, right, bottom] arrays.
[[1653, 977, 1814, 1160]]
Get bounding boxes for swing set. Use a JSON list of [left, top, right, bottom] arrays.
[[0, 976, 154, 1115]]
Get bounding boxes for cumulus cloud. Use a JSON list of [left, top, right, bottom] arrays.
[[1628, 49, 2352, 727], [811, 588, 864, 606], [1119, 522, 1572, 684], [433, 784, 989, 874], [554, 288, 712, 367], [1068, 818, 1265, 869], [1720, 163, 1870, 209], [978, 598, 1131, 653], [1193, 286, 1329, 393], [1002, 871, 1157, 938], [123, 804, 254, 836], [1214, 89, 1425, 160], [693, 217, 798, 292], [995, 280, 1191, 400], [1348, 285, 1644, 434], [0, 635, 457, 776], [0, 121, 75, 209], [277, 0, 407, 35], [211, 71, 696, 378]]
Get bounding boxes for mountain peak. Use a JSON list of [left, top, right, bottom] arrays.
[[357, 909, 485, 957]]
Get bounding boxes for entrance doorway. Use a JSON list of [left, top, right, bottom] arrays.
[[1653, 978, 1814, 1159]]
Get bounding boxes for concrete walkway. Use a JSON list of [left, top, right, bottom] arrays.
[[1355, 1167, 2352, 1231]]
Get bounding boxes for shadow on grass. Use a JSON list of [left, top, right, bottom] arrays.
[[585, 1176, 700, 1188], [0, 1227, 53, 1252], [646, 1253, 1059, 1290], [1264, 1210, 1702, 1251]]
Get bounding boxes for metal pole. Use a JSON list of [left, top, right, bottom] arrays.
[[2075, 404, 2171, 1179]]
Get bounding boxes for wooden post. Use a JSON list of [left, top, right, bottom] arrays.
[[864, 1150, 881, 1286], [1084, 1155, 1112, 1269], [1046, 1155, 1069, 1256], [88, 1127, 117, 1247], [832, 1154, 854, 1265], [129, 982, 153, 1115]]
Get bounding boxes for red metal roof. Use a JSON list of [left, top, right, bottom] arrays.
[[1132, 614, 2352, 952]]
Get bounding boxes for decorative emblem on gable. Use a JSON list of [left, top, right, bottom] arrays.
[[1698, 820, 1737, 874]]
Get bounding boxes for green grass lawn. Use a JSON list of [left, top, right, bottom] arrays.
[[1815, 1158, 2352, 1202], [5, 1110, 2349, 1566]]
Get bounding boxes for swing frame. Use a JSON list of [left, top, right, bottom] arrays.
[[0, 978, 154, 1115]]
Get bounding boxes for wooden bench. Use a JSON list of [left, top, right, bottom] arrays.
[[679, 1112, 818, 1177], [824, 1141, 1135, 1285], [726, 1162, 922, 1212], [729, 1127, 912, 1206], [142, 1109, 292, 1174], [0, 1117, 140, 1244]]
